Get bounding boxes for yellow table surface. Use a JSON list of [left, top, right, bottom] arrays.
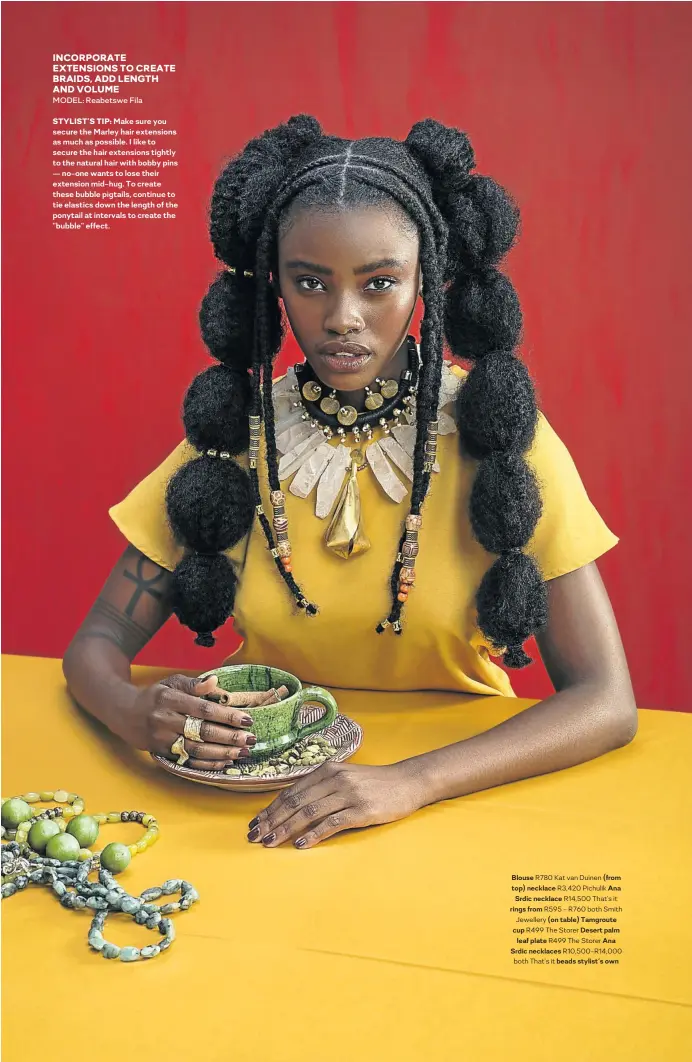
[[2, 655, 691, 1061]]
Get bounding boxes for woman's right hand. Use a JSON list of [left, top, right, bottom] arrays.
[[124, 674, 265, 769]]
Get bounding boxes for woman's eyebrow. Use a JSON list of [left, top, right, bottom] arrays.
[[284, 257, 407, 275]]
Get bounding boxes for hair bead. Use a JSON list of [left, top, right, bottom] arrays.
[[248, 415, 261, 469]]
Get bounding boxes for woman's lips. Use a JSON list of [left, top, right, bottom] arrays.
[[318, 352, 373, 374]]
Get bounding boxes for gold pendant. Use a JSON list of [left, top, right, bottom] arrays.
[[325, 451, 370, 558], [380, 379, 399, 399], [364, 388, 384, 411], [320, 391, 340, 415], [337, 405, 358, 427], [301, 380, 322, 402]]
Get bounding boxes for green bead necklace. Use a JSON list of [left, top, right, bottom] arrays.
[[1, 789, 199, 964]]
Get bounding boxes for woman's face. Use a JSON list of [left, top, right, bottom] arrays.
[[276, 204, 421, 394]]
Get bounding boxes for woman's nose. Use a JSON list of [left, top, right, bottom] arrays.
[[323, 293, 364, 335]]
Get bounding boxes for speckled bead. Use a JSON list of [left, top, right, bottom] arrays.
[[140, 886, 163, 902], [141, 945, 161, 959], [102, 942, 120, 959], [88, 930, 105, 951], [120, 896, 142, 915], [119, 946, 140, 962]]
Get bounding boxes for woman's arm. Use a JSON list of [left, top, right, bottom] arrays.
[[248, 560, 638, 849], [62, 546, 259, 763], [62, 545, 175, 739], [406, 560, 637, 806]]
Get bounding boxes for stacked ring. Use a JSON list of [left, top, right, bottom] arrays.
[[183, 716, 203, 743], [170, 735, 189, 766]]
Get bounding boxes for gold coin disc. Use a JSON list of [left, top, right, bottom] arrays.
[[364, 392, 384, 411], [320, 396, 340, 415], [301, 380, 323, 402], [337, 405, 358, 427], [380, 380, 399, 399]]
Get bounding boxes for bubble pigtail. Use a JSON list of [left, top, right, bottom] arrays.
[[165, 355, 255, 647], [456, 349, 548, 667]]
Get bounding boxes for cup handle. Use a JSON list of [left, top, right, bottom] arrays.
[[293, 687, 338, 741]]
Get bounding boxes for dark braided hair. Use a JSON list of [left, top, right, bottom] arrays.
[[165, 114, 548, 667]]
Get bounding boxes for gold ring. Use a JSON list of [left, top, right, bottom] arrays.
[[183, 715, 203, 742], [170, 735, 189, 766]]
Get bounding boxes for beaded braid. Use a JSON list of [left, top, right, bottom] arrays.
[[248, 157, 448, 630]]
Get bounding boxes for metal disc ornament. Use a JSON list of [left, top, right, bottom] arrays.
[[301, 380, 322, 403], [364, 390, 384, 411], [380, 379, 399, 399], [337, 405, 358, 427], [320, 393, 340, 415]]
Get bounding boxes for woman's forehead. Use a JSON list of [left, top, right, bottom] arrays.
[[278, 205, 419, 262]]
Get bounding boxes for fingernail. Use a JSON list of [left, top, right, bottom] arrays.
[[248, 817, 259, 829], [247, 827, 261, 842], [262, 832, 276, 846], [238, 750, 252, 760], [241, 716, 253, 726], [246, 735, 258, 746], [295, 838, 307, 849]]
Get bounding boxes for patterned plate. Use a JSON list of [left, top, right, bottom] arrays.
[[151, 707, 363, 793]]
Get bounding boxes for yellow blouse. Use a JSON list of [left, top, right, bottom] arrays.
[[109, 364, 619, 696]]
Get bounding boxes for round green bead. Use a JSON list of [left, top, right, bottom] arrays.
[[45, 832, 81, 862], [100, 843, 131, 874], [66, 814, 99, 847], [27, 818, 61, 853], [1, 798, 32, 829], [119, 946, 140, 962]]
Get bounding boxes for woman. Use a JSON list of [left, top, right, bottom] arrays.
[[63, 114, 637, 850]]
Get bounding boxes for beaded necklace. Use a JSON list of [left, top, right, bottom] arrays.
[[1, 789, 199, 964], [271, 339, 462, 559]]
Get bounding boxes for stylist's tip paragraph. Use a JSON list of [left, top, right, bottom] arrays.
[[52, 117, 178, 230]]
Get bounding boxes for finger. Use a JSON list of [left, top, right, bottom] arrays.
[[190, 720, 257, 748], [187, 757, 241, 771], [255, 795, 357, 848], [293, 807, 360, 850], [248, 772, 339, 841], [155, 709, 254, 753], [162, 689, 255, 730], [182, 739, 252, 761]]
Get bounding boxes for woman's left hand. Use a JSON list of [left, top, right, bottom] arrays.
[[247, 761, 422, 849]]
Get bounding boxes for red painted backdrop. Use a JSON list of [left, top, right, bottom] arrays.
[[2, 2, 690, 710]]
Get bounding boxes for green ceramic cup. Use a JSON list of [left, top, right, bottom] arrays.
[[196, 664, 338, 760]]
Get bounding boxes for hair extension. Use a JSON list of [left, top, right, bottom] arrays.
[[167, 113, 547, 668]]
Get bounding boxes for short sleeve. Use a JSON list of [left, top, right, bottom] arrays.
[[108, 440, 196, 571], [525, 412, 620, 580]]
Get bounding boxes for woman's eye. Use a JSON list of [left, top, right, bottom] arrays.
[[296, 276, 397, 292], [297, 277, 325, 291], [365, 277, 396, 292]]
